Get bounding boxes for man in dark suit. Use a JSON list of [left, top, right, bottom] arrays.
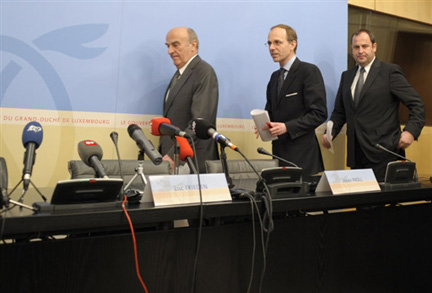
[[262, 24, 327, 176], [161, 27, 219, 173], [322, 29, 425, 181]]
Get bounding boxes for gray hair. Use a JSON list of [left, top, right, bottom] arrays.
[[187, 28, 199, 50]]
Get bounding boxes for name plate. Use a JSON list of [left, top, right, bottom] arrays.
[[149, 173, 232, 206], [316, 169, 380, 195]]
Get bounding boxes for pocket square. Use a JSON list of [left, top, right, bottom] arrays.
[[285, 92, 298, 97]]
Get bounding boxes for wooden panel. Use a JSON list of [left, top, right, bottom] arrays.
[[348, 0, 375, 10], [406, 126, 432, 176], [393, 32, 432, 175], [349, 0, 432, 25], [376, 1, 432, 25], [395, 32, 432, 125]]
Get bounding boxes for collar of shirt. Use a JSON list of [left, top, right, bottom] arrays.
[[281, 55, 296, 72], [178, 54, 198, 76], [351, 57, 376, 96], [280, 55, 296, 79], [357, 56, 375, 78]]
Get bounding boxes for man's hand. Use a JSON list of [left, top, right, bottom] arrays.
[[322, 134, 333, 149], [254, 125, 260, 139], [162, 154, 174, 174], [398, 131, 415, 149], [265, 122, 287, 137]]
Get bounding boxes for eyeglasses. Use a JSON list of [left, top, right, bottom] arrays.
[[265, 40, 286, 47]]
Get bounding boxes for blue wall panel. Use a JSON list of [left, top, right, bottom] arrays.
[[1, 0, 347, 118]]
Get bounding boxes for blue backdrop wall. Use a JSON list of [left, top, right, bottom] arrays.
[[1, 0, 347, 118], [0, 0, 348, 190]]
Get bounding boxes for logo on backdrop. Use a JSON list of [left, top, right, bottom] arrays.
[[0, 24, 108, 111]]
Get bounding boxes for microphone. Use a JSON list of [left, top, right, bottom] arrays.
[[1, 157, 9, 208], [176, 136, 198, 174], [127, 124, 162, 165], [375, 143, 419, 183], [22, 121, 43, 191], [151, 117, 190, 138], [374, 144, 411, 161], [110, 131, 119, 145], [78, 140, 109, 178], [257, 147, 299, 168], [110, 131, 126, 200], [192, 118, 239, 151]]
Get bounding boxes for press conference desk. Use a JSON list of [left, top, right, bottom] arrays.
[[2, 179, 432, 292]]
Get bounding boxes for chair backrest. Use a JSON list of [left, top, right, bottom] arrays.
[[205, 159, 278, 180], [68, 160, 170, 191]]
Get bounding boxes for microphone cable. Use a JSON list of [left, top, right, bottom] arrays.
[[189, 136, 205, 293], [121, 194, 149, 293], [0, 205, 12, 243], [241, 191, 267, 293], [236, 150, 273, 293], [112, 131, 148, 291], [237, 150, 274, 233]]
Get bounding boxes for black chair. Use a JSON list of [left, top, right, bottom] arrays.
[[68, 159, 170, 191], [205, 159, 278, 180]]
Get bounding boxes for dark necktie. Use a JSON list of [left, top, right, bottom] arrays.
[[354, 67, 365, 106], [170, 70, 180, 89], [277, 68, 287, 95], [166, 71, 180, 102]]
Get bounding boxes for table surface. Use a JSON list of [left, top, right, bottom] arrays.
[[1, 176, 432, 239]]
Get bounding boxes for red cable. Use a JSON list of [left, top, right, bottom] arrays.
[[122, 195, 149, 293]]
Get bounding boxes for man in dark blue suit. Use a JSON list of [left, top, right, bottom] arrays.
[[322, 29, 425, 181], [261, 24, 327, 176]]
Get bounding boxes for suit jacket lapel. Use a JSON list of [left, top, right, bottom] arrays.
[[164, 56, 201, 116], [275, 58, 300, 107], [346, 67, 357, 108], [357, 58, 380, 106], [163, 74, 178, 115]]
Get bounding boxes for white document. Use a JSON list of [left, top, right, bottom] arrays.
[[326, 120, 334, 154], [250, 109, 278, 142]]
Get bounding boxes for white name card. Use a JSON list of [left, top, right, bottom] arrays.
[[316, 169, 380, 195], [149, 173, 232, 207]]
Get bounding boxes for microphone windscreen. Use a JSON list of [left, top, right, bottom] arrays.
[[110, 131, 118, 143], [151, 117, 171, 136], [78, 140, 103, 166], [176, 137, 194, 160], [127, 124, 141, 137], [22, 121, 43, 149], [257, 147, 271, 156], [0, 157, 7, 190], [192, 118, 213, 139]]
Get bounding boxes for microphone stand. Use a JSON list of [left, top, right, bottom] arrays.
[[219, 145, 234, 188], [9, 179, 47, 203], [2, 180, 42, 212], [172, 137, 180, 175], [122, 161, 147, 204], [124, 161, 148, 191]]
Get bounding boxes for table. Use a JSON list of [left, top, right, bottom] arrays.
[[1, 179, 432, 292]]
